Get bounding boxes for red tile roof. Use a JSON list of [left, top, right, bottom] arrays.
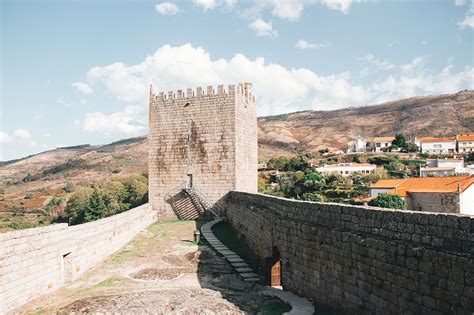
[[418, 137, 455, 143], [371, 176, 474, 195]]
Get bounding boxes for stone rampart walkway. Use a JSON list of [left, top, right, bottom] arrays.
[[201, 218, 315, 314]]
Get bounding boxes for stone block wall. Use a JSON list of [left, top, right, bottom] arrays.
[[407, 192, 459, 213], [224, 192, 473, 314], [149, 84, 257, 219], [0, 204, 157, 314]]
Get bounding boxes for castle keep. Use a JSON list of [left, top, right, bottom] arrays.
[[148, 83, 258, 219]]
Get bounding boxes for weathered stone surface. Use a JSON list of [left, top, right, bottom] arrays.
[[224, 192, 474, 314], [0, 204, 157, 314], [148, 84, 258, 219]]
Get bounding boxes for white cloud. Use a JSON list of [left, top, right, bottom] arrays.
[[249, 18, 278, 37], [82, 105, 146, 135], [84, 44, 474, 116], [295, 39, 330, 49], [271, 1, 305, 21], [0, 132, 11, 143], [458, 14, 474, 29], [193, 0, 217, 11], [57, 97, 72, 107], [420, 40, 428, 45], [42, 133, 51, 137], [458, 2, 474, 29], [296, 39, 315, 49], [72, 82, 94, 95], [360, 53, 395, 70], [319, 0, 353, 14], [454, 0, 465, 6], [243, 0, 355, 21], [387, 41, 399, 48], [14, 128, 32, 141], [192, 0, 235, 11], [155, 2, 181, 15]]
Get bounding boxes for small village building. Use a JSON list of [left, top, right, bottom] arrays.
[[370, 176, 474, 215], [373, 136, 395, 152], [416, 137, 456, 154], [420, 158, 465, 177], [316, 163, 376, 176], [456, 133, 474, 153], [346, 138, 367, 153]]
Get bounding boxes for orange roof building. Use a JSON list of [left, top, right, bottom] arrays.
[[457, 133, 474, 153], [370, 176, 474, 215], [415, 137, 456, 155], [373, 136, 395, 152]]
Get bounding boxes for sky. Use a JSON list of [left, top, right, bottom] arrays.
[[1, 0, 473, 161]]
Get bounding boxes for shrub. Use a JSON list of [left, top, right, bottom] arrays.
[[64, 181, 76, 193], [368, 193, 407, 210], [301, 193, 324, 202]]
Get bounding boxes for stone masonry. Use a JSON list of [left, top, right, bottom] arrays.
[[0, 204, 157, 314], [224, 192, 474, 314], [148, 83, 257, 219]]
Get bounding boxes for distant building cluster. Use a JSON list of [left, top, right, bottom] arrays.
[[315, 163, 376, 177], [346, 132, 474, 155]]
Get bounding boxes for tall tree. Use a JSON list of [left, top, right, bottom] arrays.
[[84, 187, 107, 222]]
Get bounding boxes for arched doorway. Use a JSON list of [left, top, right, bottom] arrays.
[[265, 246, 281, 287]]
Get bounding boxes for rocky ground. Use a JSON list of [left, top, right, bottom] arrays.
[[17, 220, 288, 314]]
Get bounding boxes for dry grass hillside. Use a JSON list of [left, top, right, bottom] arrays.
[[1, 90, 473, 227], [258, 90, 474, 160]]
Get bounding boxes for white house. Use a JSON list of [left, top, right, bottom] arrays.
[[373, 136, 395, 152], [370, 176, 474, 215], [316, 163, 376, 176], [457, 133, 474, 154], [420, 158, 465, 177], [416, 137, 456, 154], [346, 138, 367, 153]]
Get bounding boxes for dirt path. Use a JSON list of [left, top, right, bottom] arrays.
[[17, 221, 286, 314]]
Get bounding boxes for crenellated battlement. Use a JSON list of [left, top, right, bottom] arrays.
[[149, 83, 256, 103]]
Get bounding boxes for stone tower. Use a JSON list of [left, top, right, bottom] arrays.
[[148, 83, 258, 219]]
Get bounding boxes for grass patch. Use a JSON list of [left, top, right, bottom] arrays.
[[147, 220, 194, 235], [211, 222, 254, 265], [258, 300, 292, 315], [110, 239, 145, 265], [95, 277, 123, 288], [75, 277, 125, 298]]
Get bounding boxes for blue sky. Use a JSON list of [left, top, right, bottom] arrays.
[[1, 0, 473, 161]]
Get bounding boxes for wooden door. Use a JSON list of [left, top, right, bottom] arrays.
[[271, 260, 281, 286]]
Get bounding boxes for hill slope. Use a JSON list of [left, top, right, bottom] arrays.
[[258, 90, 474, 160], [1, 90, 473, 220]]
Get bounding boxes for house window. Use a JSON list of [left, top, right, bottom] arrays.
[[376, 143, 381, 147]]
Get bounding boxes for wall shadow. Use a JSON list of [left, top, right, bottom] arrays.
[[193, 219, 292, 314]]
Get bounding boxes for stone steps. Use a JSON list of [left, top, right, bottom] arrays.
[[200, 218, 261, 284]]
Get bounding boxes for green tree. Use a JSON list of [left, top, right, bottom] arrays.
[[384, 159, 404, 173], [404, 142, 419, 152], [121, 176, 148, 208], [467, 152, 474, 163], [84, 187, 108, 222], [285, 155, 308, 171], [63, 190, 91, 224], [303, 172, 325, 191], [368, 193, 407, 210], [267, 156, 290, 170], [301, 192, 324, 202], [392, 134, 407, 148]]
